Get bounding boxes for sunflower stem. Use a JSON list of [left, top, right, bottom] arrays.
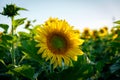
[[11, 16, 16, 65]]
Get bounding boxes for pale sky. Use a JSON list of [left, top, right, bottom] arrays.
[[0, 0, 120, 32]]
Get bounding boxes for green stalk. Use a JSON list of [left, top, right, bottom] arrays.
[[11, 17, 14, 35], [11, 16, 16, 65]]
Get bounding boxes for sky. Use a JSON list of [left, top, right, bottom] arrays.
[[0, 0, 120, 32]]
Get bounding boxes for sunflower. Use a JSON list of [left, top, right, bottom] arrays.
[[110, 28, 119, 40], [91, 30, 99, 39], [81, 28, 91, 39], [98, 27, 108, 37], [103, 26, 108, 31], [34, 18, 84, 69]]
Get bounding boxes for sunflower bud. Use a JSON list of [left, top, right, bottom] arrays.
[[25, 21, 31, 28], [0, 4, 27, 17]]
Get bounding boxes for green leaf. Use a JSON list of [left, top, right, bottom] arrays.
[[18, 32, 31, 40], [13, 18, 26, 29], [0, 24, 9, 33], [0, 59, 6, 66], [32, 19, 36, 23], [110, 59, 120, 73], [13, 65, 34, 80], [113, 25, 120, 28], [17, 7, 28, 11], [32, 25, 41, 34], [96, 61, 104, 72], [110, 41, 120, 48], [2, 34, 13, 41], [59, 55, 94, 80], [0, 45, 7, 59], [114, 20, 120, 24], [20, 40, 43, 64]]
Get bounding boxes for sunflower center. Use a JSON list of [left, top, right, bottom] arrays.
[[100, 29, 104, 33], [47, 33, 68, 54], [51, 35, 66, 49]]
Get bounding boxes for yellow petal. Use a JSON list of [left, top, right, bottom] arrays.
[[37, 48, 45, 54], [50, 56, 56, 64], [53, 61, 58, 69], [72, 56, 78, 61], [42, 51, 47, 58], [45, 51, 53, 61], [63, 56, 70, 66], [57, 55, 62, 67]]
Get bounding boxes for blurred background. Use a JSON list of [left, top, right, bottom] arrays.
[[0, 0, 120, 80], [0, 0, 120, 31]]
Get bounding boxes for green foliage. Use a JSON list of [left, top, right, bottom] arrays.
[[114, 20, 120, 24], [18, 32, 31, 40], [20, 39, 43, 63], [110, 59, 120, 74], [0, 24, 9, 33], [13, 65, 35, 80], [0, 3, 120, 80], [13, 18, 27, 30], [59, 55, 94, 80], [2, 34, 13, 40]]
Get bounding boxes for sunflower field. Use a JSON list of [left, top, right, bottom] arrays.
[[0, 4, 120, 80]]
